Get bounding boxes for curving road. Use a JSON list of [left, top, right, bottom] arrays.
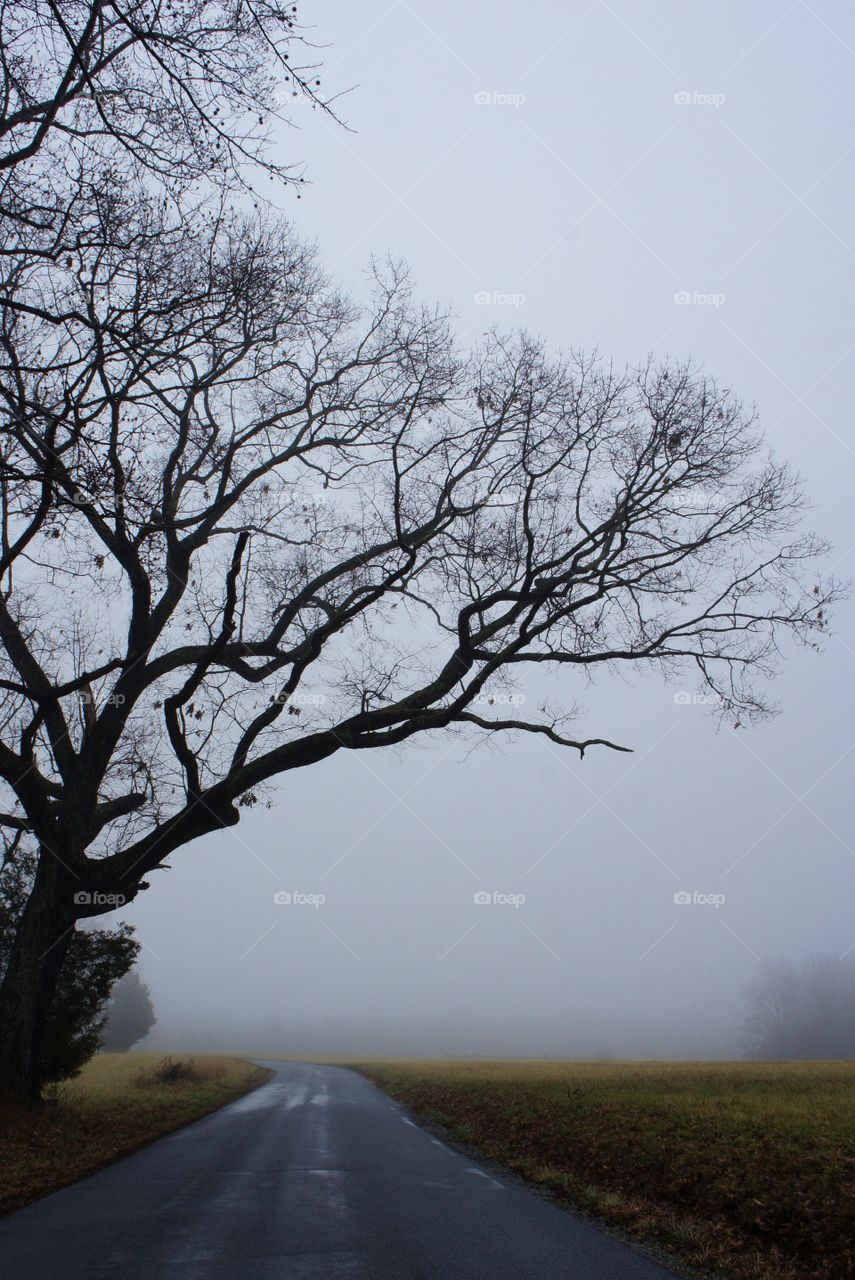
[[0, 1061, 683, 1279]]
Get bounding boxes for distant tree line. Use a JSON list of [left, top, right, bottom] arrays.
[[743, 957, 855, 1060]]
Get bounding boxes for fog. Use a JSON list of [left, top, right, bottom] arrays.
[[120, 0, 853, 1060]]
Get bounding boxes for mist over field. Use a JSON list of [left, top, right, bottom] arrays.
[[110, 0, 855, 1063]]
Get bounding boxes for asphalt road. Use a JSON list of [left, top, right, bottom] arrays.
[[0, 1060, 683, 1279]]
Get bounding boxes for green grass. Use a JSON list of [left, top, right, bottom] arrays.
[[355, 1059, 855, 1280], [0, 1052, 269, 1217]]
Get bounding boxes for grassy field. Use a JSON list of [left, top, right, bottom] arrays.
[[357, 1059, 855, 1280], [0, 1052, 269, 1217]]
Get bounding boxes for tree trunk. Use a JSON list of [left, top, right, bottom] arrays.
[[0, 851, 75, 1102]]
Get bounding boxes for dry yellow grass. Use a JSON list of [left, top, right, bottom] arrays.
[[0, 1052, 268, 1217], [356, 1058, 855, 1280]]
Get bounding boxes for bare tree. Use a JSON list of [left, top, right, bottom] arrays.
[[0, 0, 331, 362], [0, 0, 336, 1097], [0, 4, 840, 1100], [0, 0, 327, 206], [741, 962, 796, 1060], [0, 198, 838, 1094]]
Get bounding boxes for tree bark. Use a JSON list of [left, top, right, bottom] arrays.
[[0, 851, 75, 1102]]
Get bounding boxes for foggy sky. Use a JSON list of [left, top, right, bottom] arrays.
[[121, 0, 854, 1059]]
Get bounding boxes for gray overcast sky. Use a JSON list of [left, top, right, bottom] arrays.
[[132, 0, 854, 1058]]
